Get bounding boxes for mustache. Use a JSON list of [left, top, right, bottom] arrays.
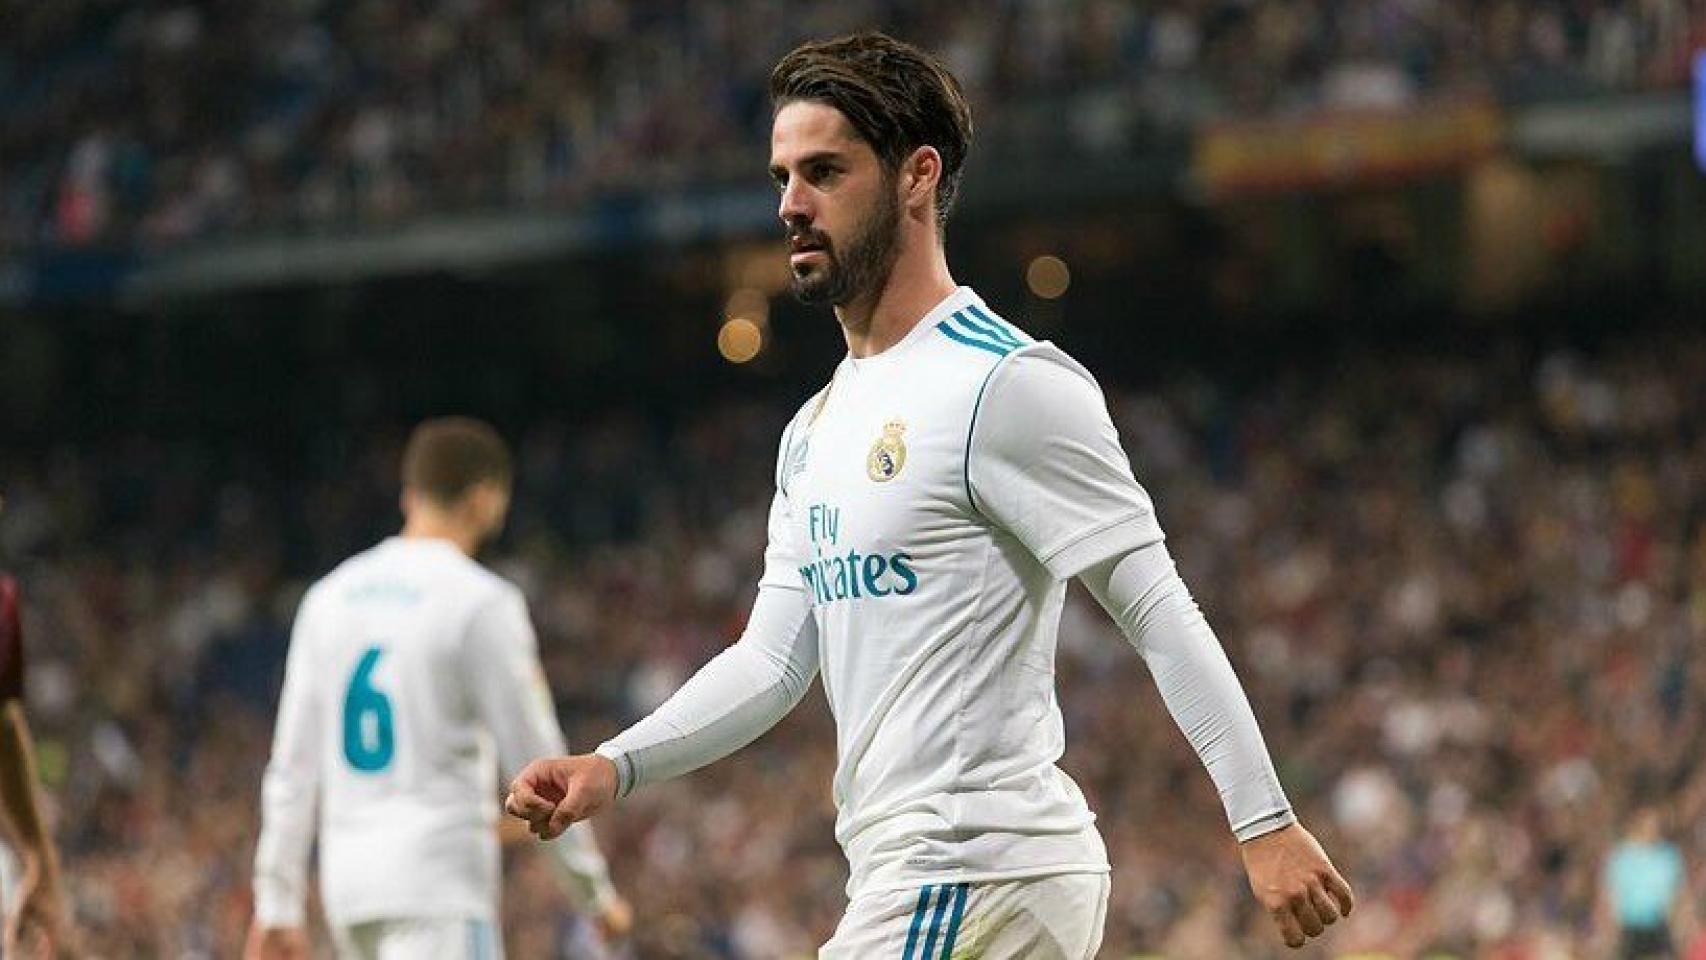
[[787, 226, 832, 251]]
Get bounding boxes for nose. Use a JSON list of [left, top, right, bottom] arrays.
[[778, 176, 812, 227]]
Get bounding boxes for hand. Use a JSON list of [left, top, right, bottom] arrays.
[[1240, 822, 1355, 949], [594, 894, 634, 942], [243, 923, 309, 960], [4, 856, 74, 959], [504, 754, 618, 841]]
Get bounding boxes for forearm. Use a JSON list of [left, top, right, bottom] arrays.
[[0, 701, 59, 875], [253, 598, 327, 928], [597, 585, 816, 796], [252, 759, 317, 926], [1084, 542, 1295, 841], [493, 716, 617, 910], [543, 822, 618, 911], [482, 669, 618, 908]]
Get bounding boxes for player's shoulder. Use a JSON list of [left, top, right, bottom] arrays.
[[307, 540, 389, 594], [457, 560, 525, 613], [965, 341, 1107, 450], [917, 292, 1106, 408], [983, 340, 1099, 395], [922, 290, 1038, 369], [313, 538, 516, 610]]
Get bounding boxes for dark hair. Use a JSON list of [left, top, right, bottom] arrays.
[[401, 417, 513, 505], [770, 32, 974, 231]]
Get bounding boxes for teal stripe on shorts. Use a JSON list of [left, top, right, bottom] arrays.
[[938, 883, 970, 958], [901, 884, 936, 960]]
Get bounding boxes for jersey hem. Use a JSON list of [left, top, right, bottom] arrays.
[[1038, 511, 1161, 580], [850, 862, 1111, 900]]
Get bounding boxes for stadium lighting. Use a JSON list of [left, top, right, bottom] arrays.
[[717, 317, 764, 363], [1026, 255, 1071, 299]]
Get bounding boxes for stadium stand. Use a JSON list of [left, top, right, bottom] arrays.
[[3, 0, 1699, 252]]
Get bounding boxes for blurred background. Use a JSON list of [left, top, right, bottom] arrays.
[[2, 1, 1704, 957]]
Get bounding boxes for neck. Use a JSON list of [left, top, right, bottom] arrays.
[[835, 237, 956, 358], [400, 513, 482, 557]]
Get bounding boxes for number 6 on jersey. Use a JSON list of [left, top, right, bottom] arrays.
[[343, 645, 394, 771]]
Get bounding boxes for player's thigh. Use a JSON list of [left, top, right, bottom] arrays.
[[943, 873, 1108, 960], [336, 917, 504, 960], [821, 884, 945, 958], [821, 873, 1107, 960]]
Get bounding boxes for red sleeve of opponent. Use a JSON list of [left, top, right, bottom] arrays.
[[0, 575, 23, 702]]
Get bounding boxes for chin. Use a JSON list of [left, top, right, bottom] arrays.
[[791, 269, 836, 305]]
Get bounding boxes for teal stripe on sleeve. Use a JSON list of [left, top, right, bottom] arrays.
[[953, 307, 1021, 348], [901, 885, 936, 960], [965, 303, 1029, 345], [935, 321, 1011, 357]]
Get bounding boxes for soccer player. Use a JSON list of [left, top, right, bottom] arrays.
[[1597, 806, 1697, 958], [0, 498, 75, 959], [248, 418, 629, 960], [508, 33, 1353, 955]]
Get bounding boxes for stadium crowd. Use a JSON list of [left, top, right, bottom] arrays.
[[3, 326, 1703, 957], [4, 0, 1701, 253]]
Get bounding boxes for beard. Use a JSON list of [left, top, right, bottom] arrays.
[[788, 183, 902, 307]]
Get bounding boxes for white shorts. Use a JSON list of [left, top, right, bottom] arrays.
[[331, 917, 504, 960], [821, 872, 1109, 960]]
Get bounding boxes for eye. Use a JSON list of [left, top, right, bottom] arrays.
[[806, 160, 840, 185]]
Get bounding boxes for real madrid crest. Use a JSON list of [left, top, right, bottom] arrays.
[[866, 419, 907, 483]]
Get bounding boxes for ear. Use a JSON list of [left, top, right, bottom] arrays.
[[469, 481, 507, 527], [901, 146, 942, 216], [464, 484, 494, 522]]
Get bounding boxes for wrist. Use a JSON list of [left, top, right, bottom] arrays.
[[1234, 809, 1297, 844], [592, 746, 633, 799]]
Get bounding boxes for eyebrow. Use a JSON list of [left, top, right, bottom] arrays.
[[769, 150, 847, 180]]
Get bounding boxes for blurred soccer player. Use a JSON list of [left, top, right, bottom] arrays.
[[248, 419, 629, 960], [509, 32, 1352, 955], [1597, 806, 1698, 958], [0, 499, 75, 960]]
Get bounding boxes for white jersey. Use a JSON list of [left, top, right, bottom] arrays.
[[768, 286, 1164, 896], [252, 537, 614, 928]]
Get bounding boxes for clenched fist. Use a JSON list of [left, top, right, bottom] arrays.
[[505, 754, 619, 840], [1240, 823, 1355, 949]]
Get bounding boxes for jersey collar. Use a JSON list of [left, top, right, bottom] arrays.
[[845, 286, 979, 369]]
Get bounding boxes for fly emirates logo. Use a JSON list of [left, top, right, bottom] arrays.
[[799, 503, 917, 606]]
